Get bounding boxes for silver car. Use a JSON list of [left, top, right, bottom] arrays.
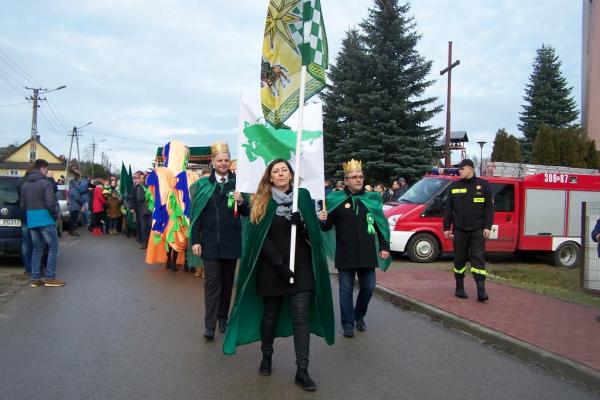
[[55, 184, 71, 224]]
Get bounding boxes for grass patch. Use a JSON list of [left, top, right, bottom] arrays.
[[488, 264, 600, 310]]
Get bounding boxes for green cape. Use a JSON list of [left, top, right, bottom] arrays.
[[323, 190, 392, 271], [186, 177, 216, 268], [223, 188, 335, 355]]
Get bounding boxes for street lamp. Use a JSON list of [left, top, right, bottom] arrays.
[[26, 84, 67, 162], [477, 141, 487, 176]]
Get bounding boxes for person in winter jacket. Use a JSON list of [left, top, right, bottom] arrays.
[[20, 159, 63, 287], [68, 177, 83, 236], [106, 191, 122, 234], [91, 184, 107, 236]]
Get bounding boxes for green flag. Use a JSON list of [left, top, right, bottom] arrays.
[[261, 0, 328, 128]]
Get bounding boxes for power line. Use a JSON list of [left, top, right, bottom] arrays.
[[0, 47, 40, 86], [0, 68, 28, 97], [86, 128, 163, 146], [0, 101, 29, 107], [45, 98, 70, 131]]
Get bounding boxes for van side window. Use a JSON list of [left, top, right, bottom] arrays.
[[490, 183, 514, 212], [427, 188, 449, 217]]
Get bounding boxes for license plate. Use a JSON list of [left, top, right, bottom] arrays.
[[0, 219, 22, 227]]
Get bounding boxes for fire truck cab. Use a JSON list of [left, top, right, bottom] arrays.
[[384, 162, 600, 268]]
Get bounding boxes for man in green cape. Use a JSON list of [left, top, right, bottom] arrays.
[[188, 142, 249, 340], [223, 187, 335, 355], [321, 159, 391, 338]]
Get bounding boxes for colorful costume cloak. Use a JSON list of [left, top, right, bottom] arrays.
[[323, 190, 392, 271], [223, 188, 335, 355]]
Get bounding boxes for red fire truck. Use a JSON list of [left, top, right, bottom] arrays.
[[384, 162, 600, 267]]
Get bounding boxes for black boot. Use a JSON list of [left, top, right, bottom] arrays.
[[476, 280, 489, 302], [259, 355, 272, 376], [455, 278, 468, 299], [295, 367, 316, 391]]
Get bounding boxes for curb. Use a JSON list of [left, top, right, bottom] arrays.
[[374, 284, 600, 391]]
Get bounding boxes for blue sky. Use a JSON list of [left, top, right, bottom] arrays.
[[0, 0, 582, 172]]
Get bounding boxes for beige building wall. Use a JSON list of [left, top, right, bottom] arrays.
[[0, 140, 65, 177], [583, 0, 600, 146]]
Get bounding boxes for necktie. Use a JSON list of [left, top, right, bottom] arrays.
[[219, 177, 226, 193]]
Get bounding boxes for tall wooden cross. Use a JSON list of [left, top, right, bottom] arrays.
[[440, 41, 460, 168]]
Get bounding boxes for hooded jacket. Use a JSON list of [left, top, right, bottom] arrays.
[[20, 170, 59, 228], [92, 185, 107, 213]]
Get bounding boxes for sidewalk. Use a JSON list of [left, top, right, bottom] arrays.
[[374, 268, 600, 389]]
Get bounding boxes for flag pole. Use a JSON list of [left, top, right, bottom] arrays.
[[288, 65, 308, 284]]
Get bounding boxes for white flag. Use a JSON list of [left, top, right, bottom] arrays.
[[236, 93, 325, 200]]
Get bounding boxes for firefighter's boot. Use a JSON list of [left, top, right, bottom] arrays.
[[476, 280, 489, 302], [454, 277, 468, 299]]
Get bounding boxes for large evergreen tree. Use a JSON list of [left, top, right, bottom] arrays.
[[322, 29, 369, 179], [518, 44, 579, 161], [322, 0, 441, 184], [491, 128, 521, 163]]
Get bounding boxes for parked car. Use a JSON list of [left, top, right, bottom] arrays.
[[55, 184, 71, 224], [0, 176, 65, 260], [0, 176, 24, 256]]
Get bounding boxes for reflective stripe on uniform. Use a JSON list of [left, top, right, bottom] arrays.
[[453, 266, 466, 274], [471, 267, 487, 276], [451, 188, 467, 194], [473, 197, 485, 203]]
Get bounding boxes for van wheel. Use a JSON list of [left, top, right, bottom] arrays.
[[553, 241, 580, 268], [406, 233, 439, 263]]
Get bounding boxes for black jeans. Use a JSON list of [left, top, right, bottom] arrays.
[[203, 259, 237, 330], [69, 210, 79, 231], [261, 291, 312, 369], [139, 213, 152, 246]]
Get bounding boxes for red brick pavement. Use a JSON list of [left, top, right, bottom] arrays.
[[376, 268, 600, 372]]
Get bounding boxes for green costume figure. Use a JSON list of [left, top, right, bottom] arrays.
[[321, 159, 391, 338], [223, 159, 334, 392]]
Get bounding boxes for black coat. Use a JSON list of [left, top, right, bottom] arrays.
[[256, 214, 315, 297], [191, 171, 249, 260], [443, 176, 494, 232], [321, 187, 389, 270]]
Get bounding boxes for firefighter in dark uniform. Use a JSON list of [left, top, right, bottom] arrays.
[[443, 159, 494, 301]]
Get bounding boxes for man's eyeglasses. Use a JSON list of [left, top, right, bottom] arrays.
[[347, 175, 364, 180]]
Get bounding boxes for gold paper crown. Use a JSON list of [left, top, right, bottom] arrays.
[[343, 159, 362, 174], [210, 141, 230, 156]]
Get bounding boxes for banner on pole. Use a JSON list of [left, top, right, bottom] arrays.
[[261, 0, 328, 128], [236, 93, 325, 200]]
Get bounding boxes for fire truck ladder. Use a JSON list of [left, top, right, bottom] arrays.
[[485, 162, 600, 178]]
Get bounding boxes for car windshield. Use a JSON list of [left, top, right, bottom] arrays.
[[398, 178, 448, 205], [0, 179, 19, 205]]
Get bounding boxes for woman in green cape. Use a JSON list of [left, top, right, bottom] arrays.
[[223, 159, 335, 392]]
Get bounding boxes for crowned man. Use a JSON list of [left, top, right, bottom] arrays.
[[189, 141, 250, 340], [320, 159, 391, 338]]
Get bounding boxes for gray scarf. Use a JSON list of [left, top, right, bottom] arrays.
[[272, 188, 293, 220]]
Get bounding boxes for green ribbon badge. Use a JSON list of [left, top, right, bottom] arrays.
[[367, 213, 375, 236], [227, 192, 235, 209]]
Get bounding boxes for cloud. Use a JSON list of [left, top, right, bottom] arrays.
[[0, 0, 583, 170]]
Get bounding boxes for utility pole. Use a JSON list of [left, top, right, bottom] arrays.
[[26, 88, 43, 163], [91, 139, 98, 179], [440, 42, 460, 168], [65, 127, 79, 182], [65, 122, 91, 182], [25, 85, 66, 162]]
